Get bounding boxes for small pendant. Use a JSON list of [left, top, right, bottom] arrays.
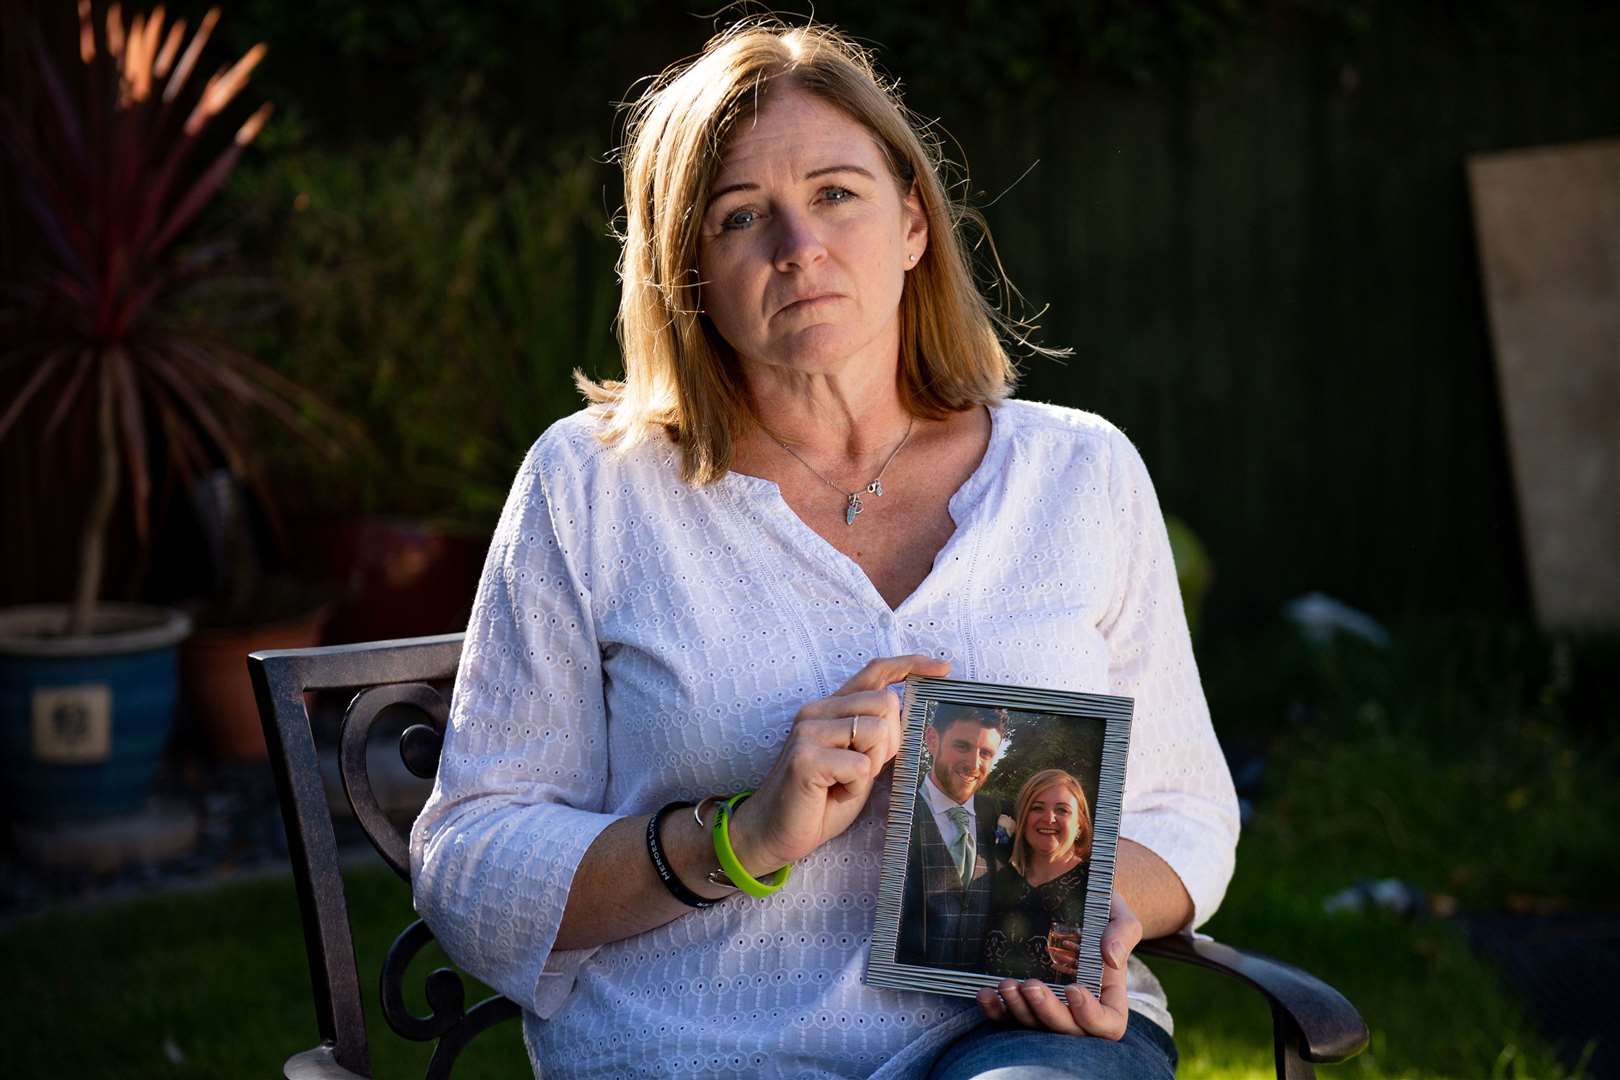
[[866, 480, 883, 497], [845, 493, 863, 526]]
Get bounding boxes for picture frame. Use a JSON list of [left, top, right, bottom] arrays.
[[865, 675, 1133, 1000]]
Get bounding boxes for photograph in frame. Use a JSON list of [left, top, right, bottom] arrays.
[[866, 675, 1132, 1000]]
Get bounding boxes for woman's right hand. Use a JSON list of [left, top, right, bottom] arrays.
[[728, 654, 950, 875]]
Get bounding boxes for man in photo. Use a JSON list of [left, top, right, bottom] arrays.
[[897, 706, 1010, 970]]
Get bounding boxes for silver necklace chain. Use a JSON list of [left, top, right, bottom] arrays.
[[766, 416, 916, 526]]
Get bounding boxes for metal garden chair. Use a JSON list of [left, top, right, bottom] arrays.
[[249, 634, 1369, 1079]]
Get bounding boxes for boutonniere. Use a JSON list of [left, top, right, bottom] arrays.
[[994, 814, 1015, 847]]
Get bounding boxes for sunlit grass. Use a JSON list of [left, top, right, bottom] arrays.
[[1165, 825, 1576, 1080], [4, 866, 528, 1079], [1172, 618, 1617, 1079]]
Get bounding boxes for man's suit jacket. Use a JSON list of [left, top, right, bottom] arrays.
[[896, 788, 1006, 970]]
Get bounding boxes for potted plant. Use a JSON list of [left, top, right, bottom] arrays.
[[0, 4, 342, 824], [177, 468, 332, 760]]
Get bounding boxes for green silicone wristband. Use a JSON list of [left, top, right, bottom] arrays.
[[712, 790, 791, 898]]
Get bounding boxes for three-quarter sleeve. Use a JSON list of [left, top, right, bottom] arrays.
[[1100, 427, 1240, 930], [409, 436, 621, 1016]]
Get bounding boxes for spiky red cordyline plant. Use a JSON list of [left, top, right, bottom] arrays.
[[0, 2, 348, 637]]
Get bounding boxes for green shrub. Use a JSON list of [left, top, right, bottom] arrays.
[[236, 100, 620, 526]]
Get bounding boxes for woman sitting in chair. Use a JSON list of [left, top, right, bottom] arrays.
[[410, 18, 1238, 1080]]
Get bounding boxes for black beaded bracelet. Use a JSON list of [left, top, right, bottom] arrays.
[[646, 801, 718, 909]]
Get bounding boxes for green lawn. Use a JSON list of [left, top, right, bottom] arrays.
[[5, 866, 529, 1079], [5, 619, 1611, 1078]]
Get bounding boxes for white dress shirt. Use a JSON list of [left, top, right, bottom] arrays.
[[920, 772, 976, 852], [410, 399, 1240, 1079]]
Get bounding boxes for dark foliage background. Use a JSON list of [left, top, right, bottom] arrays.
[[979, 710, 1106, 819], [6, 0, 1620, 634]]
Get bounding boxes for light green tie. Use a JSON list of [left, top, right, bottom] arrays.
[[945, 805, 975, 890]]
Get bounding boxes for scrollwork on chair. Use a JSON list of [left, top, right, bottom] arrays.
[[340, 678, 523, 1076], [338, 682, 448, 879], [380, 919, 523, 1080]]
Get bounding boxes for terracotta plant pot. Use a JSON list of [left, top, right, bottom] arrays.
[[180, 602, 330, 760]]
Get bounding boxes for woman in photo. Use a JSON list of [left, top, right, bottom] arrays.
[[410, 17, 1238, 1080], [982, 769, 1095, 982]]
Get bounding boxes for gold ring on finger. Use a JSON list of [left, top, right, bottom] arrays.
[[850, 715, 859, 745]]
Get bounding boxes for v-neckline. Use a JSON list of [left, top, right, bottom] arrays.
[[724, 403, 1007, 615]]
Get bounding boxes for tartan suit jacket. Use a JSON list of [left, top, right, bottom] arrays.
[[896, 788, 1007, 970]]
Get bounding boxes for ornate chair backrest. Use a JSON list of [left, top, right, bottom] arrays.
[[248, 634, 519, 1079]]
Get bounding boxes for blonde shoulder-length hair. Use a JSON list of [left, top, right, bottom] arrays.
[[1008, 768, 1093, 875], [577, 18, 1057, 485]]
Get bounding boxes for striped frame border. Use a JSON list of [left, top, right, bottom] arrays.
[[864, 675, 1134, 1000]]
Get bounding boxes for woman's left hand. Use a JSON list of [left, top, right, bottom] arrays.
[[976, 892, 1143, 1039]]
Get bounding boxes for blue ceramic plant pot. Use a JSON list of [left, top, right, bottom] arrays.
[[0, 605, 192, 822]]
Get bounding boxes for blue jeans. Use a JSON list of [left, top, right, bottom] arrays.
[[922, 1016, 1178, 1080]]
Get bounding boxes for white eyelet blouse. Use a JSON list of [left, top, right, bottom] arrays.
[[409, 398, 1240, 1079]]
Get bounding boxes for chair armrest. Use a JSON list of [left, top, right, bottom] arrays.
[[284, 1045, 368, 1080], [1138, 933, 1369, 1064]]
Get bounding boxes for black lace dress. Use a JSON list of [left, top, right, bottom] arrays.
[[980, 860, 1091, 981]]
